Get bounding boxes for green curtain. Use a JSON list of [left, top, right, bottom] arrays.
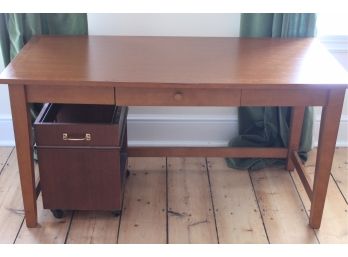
[[0, 13, 88, 119], [0, 13, 88, 66], [226, 14, 317, 170]]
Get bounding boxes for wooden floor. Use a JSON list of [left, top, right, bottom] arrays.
[[0, 147, 347, 244]]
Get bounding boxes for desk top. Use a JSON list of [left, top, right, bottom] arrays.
[[0, 36, 347, 88]]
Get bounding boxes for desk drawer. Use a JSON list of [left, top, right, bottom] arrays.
[[26, 85, 115, 104], [241, 89, 328, 106], [115, 87, 241, 106]]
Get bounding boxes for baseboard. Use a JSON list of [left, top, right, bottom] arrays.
[[1, 113, 347, 147], [127, 113, 238, 147], [0, 113, 239, 147], [0, 115, 15, 146], [313, 115, 348, 147], [128, 140, 229, 147]]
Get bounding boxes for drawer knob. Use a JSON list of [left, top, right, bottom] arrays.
[[174, 92, 183, 101]]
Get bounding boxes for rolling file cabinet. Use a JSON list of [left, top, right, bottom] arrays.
[[34, 104, 128, 218]]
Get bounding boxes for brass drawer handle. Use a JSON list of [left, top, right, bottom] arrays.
[[62, 133, 91, 141], [174, 92, 183, 101]]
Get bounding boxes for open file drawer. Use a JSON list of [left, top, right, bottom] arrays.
[[34, 104, 128, 216]]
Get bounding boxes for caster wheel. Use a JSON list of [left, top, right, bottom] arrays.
[[126, 169, 130, 178], [51, 209, 64, 219], [112, 210, 122, 217]]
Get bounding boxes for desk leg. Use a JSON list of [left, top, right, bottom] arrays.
[[309, 89, 345, 229], [8, 84, 38, 228], [286, 106, 305, 171]]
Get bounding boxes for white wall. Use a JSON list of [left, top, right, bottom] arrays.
[[313, 38, 348, 147], [88, 13, 241, 37], [0, 13, 347, 147], [0, 50, 15, 145]]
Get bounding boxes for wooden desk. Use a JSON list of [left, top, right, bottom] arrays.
[[0, 36, 347, 229]]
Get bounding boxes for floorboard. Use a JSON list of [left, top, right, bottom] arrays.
[[0, 147, 13, 175], [15, 195, 72, 244], [66, 211, 119, 244], [167, 158, 218, 243], [207, 158, 268, 243], [290, 149, 348, 243], [117, 157, 167, 243], [0, 151, 26, 243], [330, 148, 348, 203], [0, 147, 347, 244], [250, 167, 318, 243]]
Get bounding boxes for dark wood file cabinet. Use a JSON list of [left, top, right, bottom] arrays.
[[34, 104, 128, 215]]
